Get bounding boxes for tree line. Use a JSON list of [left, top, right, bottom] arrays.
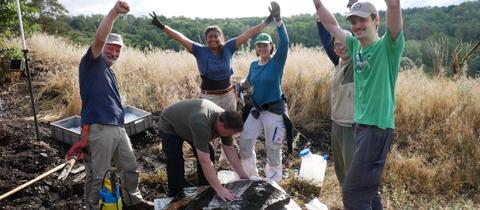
[[1, 0, 479, 75]]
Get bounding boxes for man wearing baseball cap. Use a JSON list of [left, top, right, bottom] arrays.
[[65, 1, 153, 209], [313, 0, 404, 209]]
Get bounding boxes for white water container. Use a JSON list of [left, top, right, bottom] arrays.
[[217, 170, 240, 184], [305, 198, 328, 210], [299, 149, 327, 186]]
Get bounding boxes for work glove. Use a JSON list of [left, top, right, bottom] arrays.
[[270, 1, 281, 22], [347, 0, 359, 8], [265, 13, 273, 24], [149, 11, 166, 30], [65, 139, 87, 161]]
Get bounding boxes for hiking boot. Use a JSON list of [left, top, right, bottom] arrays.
[[126, 199, 154, 210]]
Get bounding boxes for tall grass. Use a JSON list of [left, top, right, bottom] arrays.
[[25, 33, 480, 208]]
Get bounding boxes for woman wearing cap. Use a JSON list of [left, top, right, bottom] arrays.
[[237, 1, 290, 182]]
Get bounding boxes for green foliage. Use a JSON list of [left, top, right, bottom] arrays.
[[0, 0, 67, 39], [0, 47, 23, 60], [0, 47, 23, 82], [404, 40, 423, 65], [400, 57, 416, 71], [13, 0, 479, 75], [0, 0, 40, 39]]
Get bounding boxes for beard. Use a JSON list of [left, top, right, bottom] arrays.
[[101, 54, 118, 67]]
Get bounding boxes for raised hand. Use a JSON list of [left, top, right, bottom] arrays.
[[312, 0, 321, 10], [385, 0, 400, 8], [265, 13, 273, 24], [270, 1, 281, 21], [347, 0, 359, 8], [114, 0, 130, 14], [149, 11, 165, 30]]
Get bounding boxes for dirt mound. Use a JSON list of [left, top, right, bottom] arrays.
[[0, 75, 330, 209], [0, 117, 166, 209], [0, 118, 84, 209]]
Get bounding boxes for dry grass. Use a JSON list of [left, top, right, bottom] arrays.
[[19, 33, 480, 208]]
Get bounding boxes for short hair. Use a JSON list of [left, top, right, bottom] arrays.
[[219, 111, 244, 132], [371, 14, 379, 30]]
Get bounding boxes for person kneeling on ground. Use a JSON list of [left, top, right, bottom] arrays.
[[158, 99, 249, 201]]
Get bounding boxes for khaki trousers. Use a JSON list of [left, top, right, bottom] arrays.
[[83, 124, 143, 210]]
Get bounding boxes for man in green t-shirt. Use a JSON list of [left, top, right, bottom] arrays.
[[313, 0, 404, 209], [159, 99, 249, 201]]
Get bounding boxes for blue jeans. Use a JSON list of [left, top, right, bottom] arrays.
[[343, 124, 394, 210], [161, 133, 215, 197]]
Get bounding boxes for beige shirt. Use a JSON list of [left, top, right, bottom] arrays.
[[159, 99, 233, 153], [331, 58, 354, 126]]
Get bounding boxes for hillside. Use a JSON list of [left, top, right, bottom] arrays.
[[0, 33, 479, 208], [55, 1, 480, 74]]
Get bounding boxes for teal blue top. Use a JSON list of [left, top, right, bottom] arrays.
[[247, 23, 289, 106]]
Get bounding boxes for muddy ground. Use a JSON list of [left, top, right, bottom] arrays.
[[0, 73, 330, 209]]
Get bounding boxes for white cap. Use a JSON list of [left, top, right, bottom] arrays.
[[106, 33, 124, 47], [347, 1, 378, 20]]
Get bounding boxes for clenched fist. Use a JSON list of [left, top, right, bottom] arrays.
[[114, 0, 130, 14]]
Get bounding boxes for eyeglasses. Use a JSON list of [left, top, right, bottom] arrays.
[[333, 43, 345, 49]]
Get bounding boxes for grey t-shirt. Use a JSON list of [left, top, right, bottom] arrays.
[[159, 99, 233, 153]]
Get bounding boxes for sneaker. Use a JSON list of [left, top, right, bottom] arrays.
[[126, 199, 154, 210]]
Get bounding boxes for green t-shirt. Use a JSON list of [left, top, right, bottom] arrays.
[[346, 29, 404, 129], [159, 99, 233, 153]]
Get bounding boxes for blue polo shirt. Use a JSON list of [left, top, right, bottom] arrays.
[[79, 47, 124, 126], [191, 38, 237, 81]]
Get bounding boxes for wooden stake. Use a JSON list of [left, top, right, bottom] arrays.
[[0, 161, 69, 201]]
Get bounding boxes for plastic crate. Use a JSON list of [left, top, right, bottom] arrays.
[[50, 106, 152, 145], [50, 115, 81, 145], [124, 105, 153, 136]]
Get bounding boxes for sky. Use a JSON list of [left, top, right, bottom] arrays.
[[58, 0, 474, 18]]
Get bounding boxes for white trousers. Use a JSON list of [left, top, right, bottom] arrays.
[[239, 109, 286, 182]]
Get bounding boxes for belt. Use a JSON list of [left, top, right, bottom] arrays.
[[201, 85, 234, 95]]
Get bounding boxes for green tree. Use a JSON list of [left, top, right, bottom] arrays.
[[0, 0, 67, 39], [0, 0, 40, 39]]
